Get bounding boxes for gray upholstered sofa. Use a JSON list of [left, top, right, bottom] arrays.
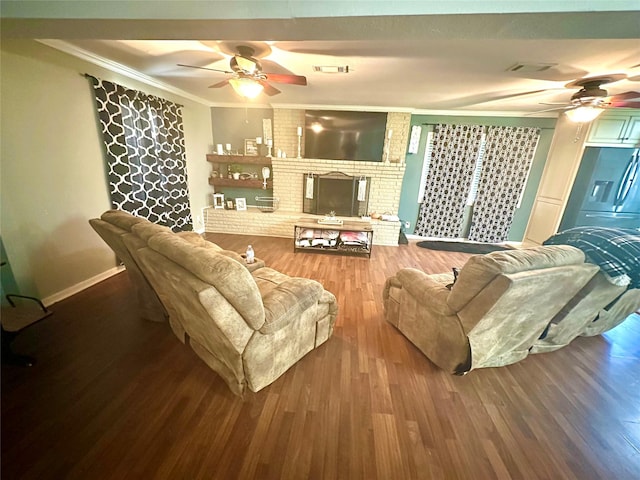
[[90, 210, 338, 395], [383, 245, 600, 374]]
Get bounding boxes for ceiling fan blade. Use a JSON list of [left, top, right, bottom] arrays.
[[209, 79, 229, 89], [527, 105, 569, 115], [264, 72, 307, 86], [259, 80, 281, 96], [609, 91, 640, 101], [607, 101, 640, 109], [177, 63, 233, 74], [608, 91, 640, 106]]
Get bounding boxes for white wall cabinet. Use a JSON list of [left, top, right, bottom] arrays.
[[522, 116, 589, 245], [586, 112, 640, 146]]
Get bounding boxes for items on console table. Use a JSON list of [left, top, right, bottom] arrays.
[[294, 218, 373, 258]]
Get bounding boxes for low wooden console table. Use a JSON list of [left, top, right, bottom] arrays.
[[293, 218, 374, 258]]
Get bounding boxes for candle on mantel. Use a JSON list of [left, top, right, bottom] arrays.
[[297, 126, 303, 136], [256, 137, 262, 145], [267, 139, 273, 147]]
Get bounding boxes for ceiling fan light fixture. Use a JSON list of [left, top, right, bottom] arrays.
[[565, 106, 605, 123], [229, 77, 264, 99]]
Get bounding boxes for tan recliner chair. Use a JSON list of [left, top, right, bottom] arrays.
[[91, 210, 338, 395], [383, 245, 599, 374], [530, 272, 630, 354], [581, 287, 640, 337], [90, 211, 168, 322]]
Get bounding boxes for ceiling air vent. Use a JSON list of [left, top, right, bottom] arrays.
[[313, 65, 350, 73], [507, 63, 556, 73]]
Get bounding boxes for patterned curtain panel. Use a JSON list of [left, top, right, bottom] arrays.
[[415, 124, 484, 238], [468, 126, 540, 243], [88, 75, 192, 231]]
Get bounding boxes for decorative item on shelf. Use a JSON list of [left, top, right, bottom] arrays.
[[266, 138, 273, 157], [226, 200, 234, 209], [244, 138, 258, 156], [230, 164, 243, 180], [216, 144, 224, 155], [297, 126, 303, 158], [213, 193, 225, 209], [211, 170, 218, 178], [255, 196, 279, 212], [225, 143, 232, 155], [239, 173, 253, 181], [261, 166, 271, 189], [256, 136, 263, 156], [263, 119, 272, 142], [235, 198, 247, 211], [318, 211, 343, 225]]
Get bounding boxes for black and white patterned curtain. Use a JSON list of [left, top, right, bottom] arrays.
[[88, 75, 192, 231], [415, 124, 484, 238], [468, 126, 540, 243]]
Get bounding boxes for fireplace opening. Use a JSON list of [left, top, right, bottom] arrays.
[[302, 171, 370, 217]]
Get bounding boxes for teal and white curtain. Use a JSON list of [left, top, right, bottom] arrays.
[[468, 126, 540, 243], [87, 75, 192, 231], [415, 124, 484, 238]]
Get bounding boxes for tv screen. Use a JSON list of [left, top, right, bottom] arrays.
[[304, 110, 387, 162]]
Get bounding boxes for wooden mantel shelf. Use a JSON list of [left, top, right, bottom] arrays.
[[206, 154, 272, 165], [208, 177, 272, 189]]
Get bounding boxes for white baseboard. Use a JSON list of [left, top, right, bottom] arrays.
[[42, 265, 125, 307]]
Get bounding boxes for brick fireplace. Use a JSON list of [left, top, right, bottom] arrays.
[[203, 110, 410, 246]]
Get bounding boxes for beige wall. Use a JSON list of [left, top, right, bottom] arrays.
[[0, 40, 213, 304]]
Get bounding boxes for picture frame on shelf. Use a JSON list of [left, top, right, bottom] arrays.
[[213, 193, 225, 209], [226, 200, 234, 209], [244, 139, 258, 156], [235, 197, 247, 211]]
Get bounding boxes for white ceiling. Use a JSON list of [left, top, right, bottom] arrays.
[[3, 3, 640, 115]]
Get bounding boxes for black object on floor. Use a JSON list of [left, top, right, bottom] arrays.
[[416, 240, 512, 254], [398, 231, 408, 245]]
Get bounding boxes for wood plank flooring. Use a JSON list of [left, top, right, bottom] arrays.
[[2, 234, 639, 479]]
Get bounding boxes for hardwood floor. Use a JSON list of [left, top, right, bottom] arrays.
[[2, 234, 639, 479]]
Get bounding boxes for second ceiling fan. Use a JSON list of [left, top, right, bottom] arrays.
[[533, 74, 640, 122], [179, 45, 307, 98]]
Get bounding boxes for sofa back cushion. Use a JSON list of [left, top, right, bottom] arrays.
[[457, 261, 598, 369], [447, 245, 586, 312], [101, 209, 149, 231], [143, 230, 266, 330]]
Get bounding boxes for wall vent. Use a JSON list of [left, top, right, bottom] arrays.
[[507, 63, 556, 73], [313, 65, 350, 73]]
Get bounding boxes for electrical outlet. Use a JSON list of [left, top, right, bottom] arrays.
[[404, 221, 410, 229]]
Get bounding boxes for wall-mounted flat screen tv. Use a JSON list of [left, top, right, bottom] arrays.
[[304, 110, 387, 162]]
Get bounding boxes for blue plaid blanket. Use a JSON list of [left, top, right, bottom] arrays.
[[543, 227, 640, 288]]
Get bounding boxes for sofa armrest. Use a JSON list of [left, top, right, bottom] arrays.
[[395, 268, 455, 316], [239, 254, 266, 272], [259, 278, 325, 334]]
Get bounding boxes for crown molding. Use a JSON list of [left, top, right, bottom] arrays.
[[37, 39, 215, 107]]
